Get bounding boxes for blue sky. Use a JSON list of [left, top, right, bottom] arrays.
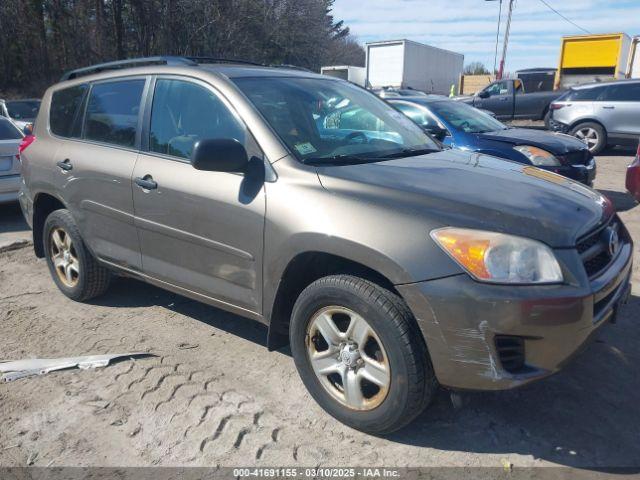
[[332, 0, 640, 72]]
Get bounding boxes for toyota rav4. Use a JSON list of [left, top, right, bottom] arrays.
[[19, 57, 633, 434]]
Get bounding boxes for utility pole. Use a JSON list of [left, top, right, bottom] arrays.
[[493, 0, 503, 75], [497, 0, 515, 80]]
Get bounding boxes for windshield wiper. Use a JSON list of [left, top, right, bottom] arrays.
[[303, 147, 439, 165], [378, 147, 439, 159], [303, 154, 373, 166]]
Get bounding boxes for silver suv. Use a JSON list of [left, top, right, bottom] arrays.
[[549, 79, 640, 154], [19, 57, 632, 434]]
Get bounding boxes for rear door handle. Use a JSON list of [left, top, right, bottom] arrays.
[[602, 106, 615, 109], [56, 159, 73, 171], [134, 176, 157, 190]]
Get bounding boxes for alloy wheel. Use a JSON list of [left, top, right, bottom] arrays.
[[50, 227, 80, 287], [305, 306, 390, 411], [574, 127, 599, 151]]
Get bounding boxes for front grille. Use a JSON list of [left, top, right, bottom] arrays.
[[584, 251, 612, 277], [576, 217, 623, 278], [576, 228, 601, 255], [495, 336, 525, 373]]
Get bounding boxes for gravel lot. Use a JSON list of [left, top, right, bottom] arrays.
[[0, 150, 638, 470]]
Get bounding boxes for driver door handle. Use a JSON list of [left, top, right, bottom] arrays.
[[56, 159, 73, 171], [602, 106, 615, 109], [134, 176, 158, 190]]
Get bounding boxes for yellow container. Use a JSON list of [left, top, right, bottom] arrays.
[[555, 33, 631, 88]]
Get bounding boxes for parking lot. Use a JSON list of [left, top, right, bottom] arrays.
[[0, 149, 638, 470]]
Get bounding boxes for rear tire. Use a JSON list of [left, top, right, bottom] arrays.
[[44, 209, 111, 301], [570, 122, 606, 155], [290, 275, 437, 434]]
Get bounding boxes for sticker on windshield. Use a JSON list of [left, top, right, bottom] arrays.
[[294, 142, 317, 155]]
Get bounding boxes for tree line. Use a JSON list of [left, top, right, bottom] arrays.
[[0, 0, 365, 97]]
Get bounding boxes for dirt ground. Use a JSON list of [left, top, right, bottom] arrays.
[[0, 151, 638, 470]]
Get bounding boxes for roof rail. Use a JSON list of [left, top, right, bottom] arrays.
[[60, 55, 313, 82], [185, 56, 264, 66], [60, 56, 197, 81], [271, 64, 315, 73]]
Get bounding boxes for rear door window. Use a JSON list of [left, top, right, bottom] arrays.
[[84, 79, 145, 148], [50, 84, 88, 137], [148, 79, 245, 160], [563, 86, 607, 101], [601, 83, 640, 102]]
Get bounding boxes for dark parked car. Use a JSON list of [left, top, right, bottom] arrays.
[[627, 139, 640, 202], [389, 96, 596, 185], [19, 57, 632, 434], [457, 78, 563, 123]]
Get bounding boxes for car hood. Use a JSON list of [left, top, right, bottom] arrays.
[[316, 149, 612, 247], [478, 128, 588, 154]]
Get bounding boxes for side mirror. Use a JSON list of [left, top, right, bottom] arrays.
[[190, 138, 248, 172], [423, 125, 448, 141], [478, 90, 490, 99]]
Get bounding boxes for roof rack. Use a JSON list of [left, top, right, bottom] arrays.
[[185, 56, 264, 66], [60, 56, 197, 81], [271, 64, 315, 73]]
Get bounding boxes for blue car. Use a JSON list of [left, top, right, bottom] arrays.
[[388, 96, 596, 186]]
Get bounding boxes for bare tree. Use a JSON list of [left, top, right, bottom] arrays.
[[0, 0, 366, 97]]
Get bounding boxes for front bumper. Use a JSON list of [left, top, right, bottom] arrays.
[[398, 239, 632, 391], [548, 117, 569, 133], [540, 157, 596, 186]]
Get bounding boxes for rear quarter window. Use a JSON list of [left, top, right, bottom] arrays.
[[50, 84, 88, 137], [84, 79, 145, 148], [601, 83, 640, 102]]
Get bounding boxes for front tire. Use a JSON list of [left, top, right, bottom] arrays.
[[290, 275, 437, 434], [44, 209, 111, 301], [570, 122, 606, 155]]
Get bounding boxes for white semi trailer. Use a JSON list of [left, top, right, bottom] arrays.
[[365, 39, 464, 95], [320, 65, 366, 86]]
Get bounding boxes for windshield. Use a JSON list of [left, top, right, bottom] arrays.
[[6, 100, 40, 120], [429, 101, 507, 133], [233, 77, 439, 164]]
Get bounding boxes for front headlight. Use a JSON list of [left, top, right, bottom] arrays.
[[431, 228, 563, 284], [514, 145, 561, 166]]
